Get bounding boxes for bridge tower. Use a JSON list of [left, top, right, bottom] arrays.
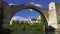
[[48, 2, 60, 29]]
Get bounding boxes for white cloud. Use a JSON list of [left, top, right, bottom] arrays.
[[9, 4, 15, 5], [35, 4, 42, 7], [28, 9, 33, 12], [30, 2, 42, 8], [30, 2, 35, 5]]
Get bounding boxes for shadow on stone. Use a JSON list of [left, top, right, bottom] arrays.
[[0, 28, 13, 34], [45, 25, 55, 31]]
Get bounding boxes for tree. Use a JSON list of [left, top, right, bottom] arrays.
[[40, 16, 46, 24], [31, 18, 37, 21], [58, 21, 60, 24]]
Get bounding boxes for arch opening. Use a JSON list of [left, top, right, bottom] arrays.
[[9, 8, 48, 31], [10, 8, 48, 24]]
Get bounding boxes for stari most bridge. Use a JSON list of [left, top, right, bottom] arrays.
[[0, 0, 60, 30]]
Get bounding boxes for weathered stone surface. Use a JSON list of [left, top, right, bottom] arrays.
[[48, 2, 60, 29], [0, 0, 60, 30], [0, 1, 48, 28]]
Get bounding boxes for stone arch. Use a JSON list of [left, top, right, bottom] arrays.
[[10, 4, 48, 22], [9, 3, 48, 26], [1, 1, 48, 28]]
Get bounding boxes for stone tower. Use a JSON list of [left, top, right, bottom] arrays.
[[48, 2, 60, 29]]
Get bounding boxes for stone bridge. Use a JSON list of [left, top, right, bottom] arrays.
[[0, 0, 60, 30]]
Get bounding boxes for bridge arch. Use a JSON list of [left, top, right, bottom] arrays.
[[10, 4, 48, 22], [2, 1, 48, 28], [9, 3, 48, 27]]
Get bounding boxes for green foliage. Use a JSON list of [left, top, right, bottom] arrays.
[[9, 22, 45, 31], [40, 16, 46, 24], [58, 21, 60, 24], [9, 16, 46, 34], [31, 18, 37, 21]]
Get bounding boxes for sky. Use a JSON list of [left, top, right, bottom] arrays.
[[3, 0, 60, 19]]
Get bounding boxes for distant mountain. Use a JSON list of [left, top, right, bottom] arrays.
[[10, 16, 31, 25], [9, 4, 15, 6], [11, 16, 30, 21]]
